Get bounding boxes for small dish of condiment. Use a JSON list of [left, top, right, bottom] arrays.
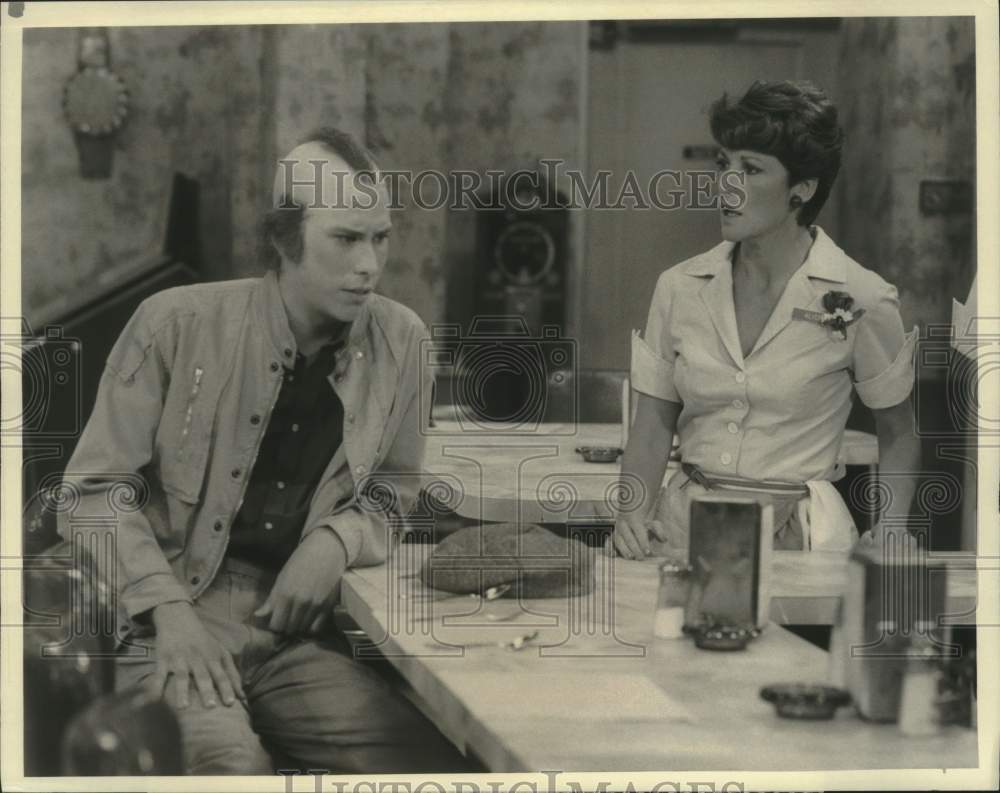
[[759, 684, 852, 720], [692, 623, 760, 651], [575, 446, 623, 463]]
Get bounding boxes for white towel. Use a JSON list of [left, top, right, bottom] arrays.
[[799, 481, 856, 550]]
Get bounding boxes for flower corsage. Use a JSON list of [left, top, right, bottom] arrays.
[[792, 290, 865, 341]]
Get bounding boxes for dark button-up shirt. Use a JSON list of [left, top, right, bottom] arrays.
[[227, 340, 346, 570]]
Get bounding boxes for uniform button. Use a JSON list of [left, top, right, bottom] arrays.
[[276, 481, 286, 490], [231, 468, 242, 479], [734, 372, 746, 384], [291, 423, 300, 432], [287, 375, 295, 383], [355, 465, 367, 475], [213, 519, 224, 532], [191, 576, 200, 586], [270, 361, 280, 373], [250, 414, 261, 425], [727, 422, 739, 434], [355, 350, 364, 360], [347, 413, 356, 423], [283, 347, 293, 358], [732, 399, 745, 409], [720, 453, 733, 465], [264, 521, 274, 531]]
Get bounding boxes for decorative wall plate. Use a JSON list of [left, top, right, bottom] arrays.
[[63, 66, 129, 136]]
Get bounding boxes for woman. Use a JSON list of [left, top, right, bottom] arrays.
[[613, 80, 920, 560]]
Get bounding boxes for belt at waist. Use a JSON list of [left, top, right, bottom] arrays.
[[680, 462, 810, 498], [217, 554, 279, 584]]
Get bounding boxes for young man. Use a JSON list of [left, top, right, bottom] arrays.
[[59, 128, 469, 774]]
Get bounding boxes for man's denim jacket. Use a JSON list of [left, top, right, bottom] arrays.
[[58, 271, 432, 637]]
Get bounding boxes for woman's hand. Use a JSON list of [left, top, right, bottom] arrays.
[[613, 394, 682, 560], [611, 512, 667, 560], [857, 521, 916, 550]]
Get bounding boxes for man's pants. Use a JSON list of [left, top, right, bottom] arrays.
[[115, 557, 473, 775]]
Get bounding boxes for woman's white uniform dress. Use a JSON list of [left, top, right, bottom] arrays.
[[631, 227, 918, 551]]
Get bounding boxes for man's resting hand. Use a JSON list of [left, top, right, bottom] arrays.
[[254, 527, 348, 636], [149, 602, 246, 709]]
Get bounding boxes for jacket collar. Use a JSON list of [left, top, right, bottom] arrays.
[[682, 226, 849, 366], [255, 271, 408, 433], [256, 269, 377, 363]]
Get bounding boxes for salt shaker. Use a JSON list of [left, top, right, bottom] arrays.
[[654, 561, 691, 639], [898, 629, 942, 736]]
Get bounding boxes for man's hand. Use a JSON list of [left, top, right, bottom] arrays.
[[611, 512, 667, 560], [149, 601, 245, 709], [254, 528, 348, 636]]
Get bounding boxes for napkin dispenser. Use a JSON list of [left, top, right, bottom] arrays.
[[831, 543, 950, 721], [686, 495, 773, 630]]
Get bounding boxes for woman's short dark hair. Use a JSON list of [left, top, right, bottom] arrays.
[[709, 80, 844, 227], [260, 126, 380, 270]]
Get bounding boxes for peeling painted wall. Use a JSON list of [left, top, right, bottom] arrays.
[[838, 17, 976, 331]]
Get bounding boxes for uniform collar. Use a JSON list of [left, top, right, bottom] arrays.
[[681, 226, 847, 284], [683, 226, 849, 366]]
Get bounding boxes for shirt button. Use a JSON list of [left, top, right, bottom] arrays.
[[276, 481, 286, 490], [270, 361, 280, 373], [231, 468, 242, 479], [720, 453, 733, 465], [732, 399, 745, 409], [347, 413, 356, 423], [355, 465, 367, 475], [283, 347, 293, 358], [213, 519, 224, 532], [734, 372, 746, 384], [727, 422, 739, 434], [191, 576, 200, 586], [291, 423, 300, 432], [250, 414, 261, 425], [264, 521, 274, 531]]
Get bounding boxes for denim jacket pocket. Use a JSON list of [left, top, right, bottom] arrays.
[[156, 365, 220, 504]]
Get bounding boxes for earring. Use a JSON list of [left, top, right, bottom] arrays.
[[790, 195, 803, 209]]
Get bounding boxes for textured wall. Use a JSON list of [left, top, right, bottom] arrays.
[[838, 17, 976, 331], [440, 21, 586, 332], [363, 23, 452, 325], [22, 26, 260, 322], [22, 22, 585, 329]]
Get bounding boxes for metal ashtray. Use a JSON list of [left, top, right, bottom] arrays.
[[760, 684, 852, 720], [692, 624, 759, 651], [576, 446, 623, 463]]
